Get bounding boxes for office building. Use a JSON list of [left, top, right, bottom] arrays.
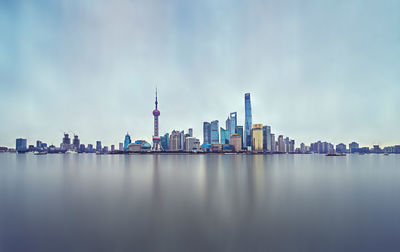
[[278, 135, 285, 152], [263, 126, 271, 152], [270, 134, 276, 152], [73, 135, 80, 150], [251, 124, 263, 152], [61, 133, 71, 150], [124, 133, 131, 151], [180, 131, 185, 150], [188, 128, 193, 137], [36, 140, 42, 149], [211, 120, 219, 143], [87, 144, 94, 152], [119, 143, 123, 151], [79, 144, 85, 153], [225, 117, 231, 139], [96, 141, 102, 152], [289, 140, 295, 153], [229, 112, 237, 137], [185, 137, 200, 151], [161, 133, 169, 150], [336, 143, 346, 153], [284, 137, 290, 153], [230, 134, 242, 152], [203, 122, 211, 144], [220, 127, 229, 144], [169, 130, 181, 151], [16, 138, 27, 153], [349, 142, 359, 153], [244, 93, 252, 149], [235, 126, 244, 149], [111, 145, 115, 152]]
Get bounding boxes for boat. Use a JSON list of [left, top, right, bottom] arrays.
[[384, 153, 389, 156], [326, 153, 346, 156], [34, 151, 47, 155], [65, 150, 78, 154]]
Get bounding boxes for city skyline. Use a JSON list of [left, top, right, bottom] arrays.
[[1, 0, 400, 147]]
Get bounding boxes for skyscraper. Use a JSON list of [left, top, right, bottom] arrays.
[[161, 133, 169, 150], [211, 120, 219, 143], [263, 126, 271, 152], [235, 126, 244, 149], [220, 127, 229, 144], [169, 130, 181, 151], [251, 124, 263, 152], [225, 117, 230, 140], [188, 128, 193, 137], [152, 89, 162, 151], [203, 122, 211, 144], [16, 138, 27, 153], [230, 134, 242, 152], [244, 93, 252, 149], [278, 135, 285, 153], [73, 135, 80, 150], [229, 112, 237, 137], [96, 141, 102, 152], [124, 133, 131, 151], [119, 143, 123, 151]]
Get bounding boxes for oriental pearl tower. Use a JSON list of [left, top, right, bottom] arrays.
[[152, 88, 162, 151]]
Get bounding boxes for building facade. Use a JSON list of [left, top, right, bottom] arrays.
[[230, 134, 242, 152], [229, 112, 237, 137], [203, 122, 211, 144], [263, 126, 271, 152], [211, 120, 219, 143], [220, 127, 229, 144], [251, 124, 263, 152], [244, 93, 252, 149]]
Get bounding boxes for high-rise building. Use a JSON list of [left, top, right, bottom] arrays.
[[211, 120, 219, 143], [263, 126, 271, 152], [270, 134, 276, 152], [188, 128, 193, 137], [161, 133, 169, 150], [284, 137, 290, 153], [88, 144, 94, 152], [203, 122, 211, 144], [79, 144, 85, 153], [251, 124, 263, 152], [244, 93, 252, 149], [300, 143, 306, 153], [229, 112, 237, 137], [235, 126, 244, 149], [220, 127, 229, 144], [336, 143, 346, 153], [278, 135, 285, 152], [152, 89, 162, 151], [119, 143, 123, 151], [111, 145, 115, 152], [36, 140, 42, 149], [124, 133, 131, 151], [61, 133, 71, 150], [96, 141, 102, 152], [230, 134, 242, 152], [225, 117, 231, 140], [185, 137, 200, 151], [169, 130, 181, 151], [289, 140, 295, 153], [73, 135, 80, 150], [349, 142, 359, 153], [180, 131, 185, 150], [16, 138, 27, 153]]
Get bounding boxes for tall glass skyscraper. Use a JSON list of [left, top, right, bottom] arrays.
[[203, 122, 211, 144], [244, 93, 252, 149], [161, 133, 169, 150], [124, 133, 131, 151], [235, 126, 244, 149], [211, 120, 219, 143], [220, 127, 229, 144], [229, 112, 237, 137], [263, 126, 271, 152]]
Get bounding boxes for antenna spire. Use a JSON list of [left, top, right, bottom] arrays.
[[155, 87, 158, 110]]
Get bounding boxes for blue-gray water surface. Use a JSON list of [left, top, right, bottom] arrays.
[[1, 153, 400, 251]]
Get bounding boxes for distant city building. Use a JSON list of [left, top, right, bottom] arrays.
[[119, 143, 123, 151], [284, 137, 290, 153], [179, 131, 185, 150], [300, 143, 306, 153], [102, 146, 108, 153], [289, 140, 295, 153], [169, 130, 181, 151], [278, 135, 285, 153], [349, 142, 359, 153], [203, 122, 211, 144], [111, 145, 115, 152], [161, 133, 169, 150], [230, 134, 242, 152], [96, 141, 102, 152], [79, 144, 85, 153], [36, 140, 42, 149], [235, 126, 244, 149], [251, 124, 263, 152], [225, 117, 230, 141], [211, 120, 219, 143], [270, 134, 276, 152], [61, 133, 72, 150], [16, 138, 27, 153], [263, 126, 271, 152], [211, 143, 223, 152], [222, 144, 234, 152], [188, 128, 193, 137], [87, 144, 94, 152], [185, 137, 200, 151], [372, 145, 382, 153], [244, 93, 252, 149], [73, 135, 80, 150], [336, 143, 346, 153], [220, 127, 229, 144], [124, 133, 131, 151], [229, 112, 237, 137]]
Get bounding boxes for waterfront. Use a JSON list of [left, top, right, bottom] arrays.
[[1, 153, 400, 251]]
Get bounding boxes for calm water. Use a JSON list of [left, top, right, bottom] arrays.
[[1, 153, 400, 251]]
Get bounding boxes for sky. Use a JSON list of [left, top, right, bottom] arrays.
[[1, 0, 399, 148]]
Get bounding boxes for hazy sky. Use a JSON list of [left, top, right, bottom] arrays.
[[1, 0, 399, 148]]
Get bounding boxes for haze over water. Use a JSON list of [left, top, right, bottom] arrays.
[[1, 153, 400, 251]]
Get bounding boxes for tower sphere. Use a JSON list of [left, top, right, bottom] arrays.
[[153, 109, 160, 116]]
